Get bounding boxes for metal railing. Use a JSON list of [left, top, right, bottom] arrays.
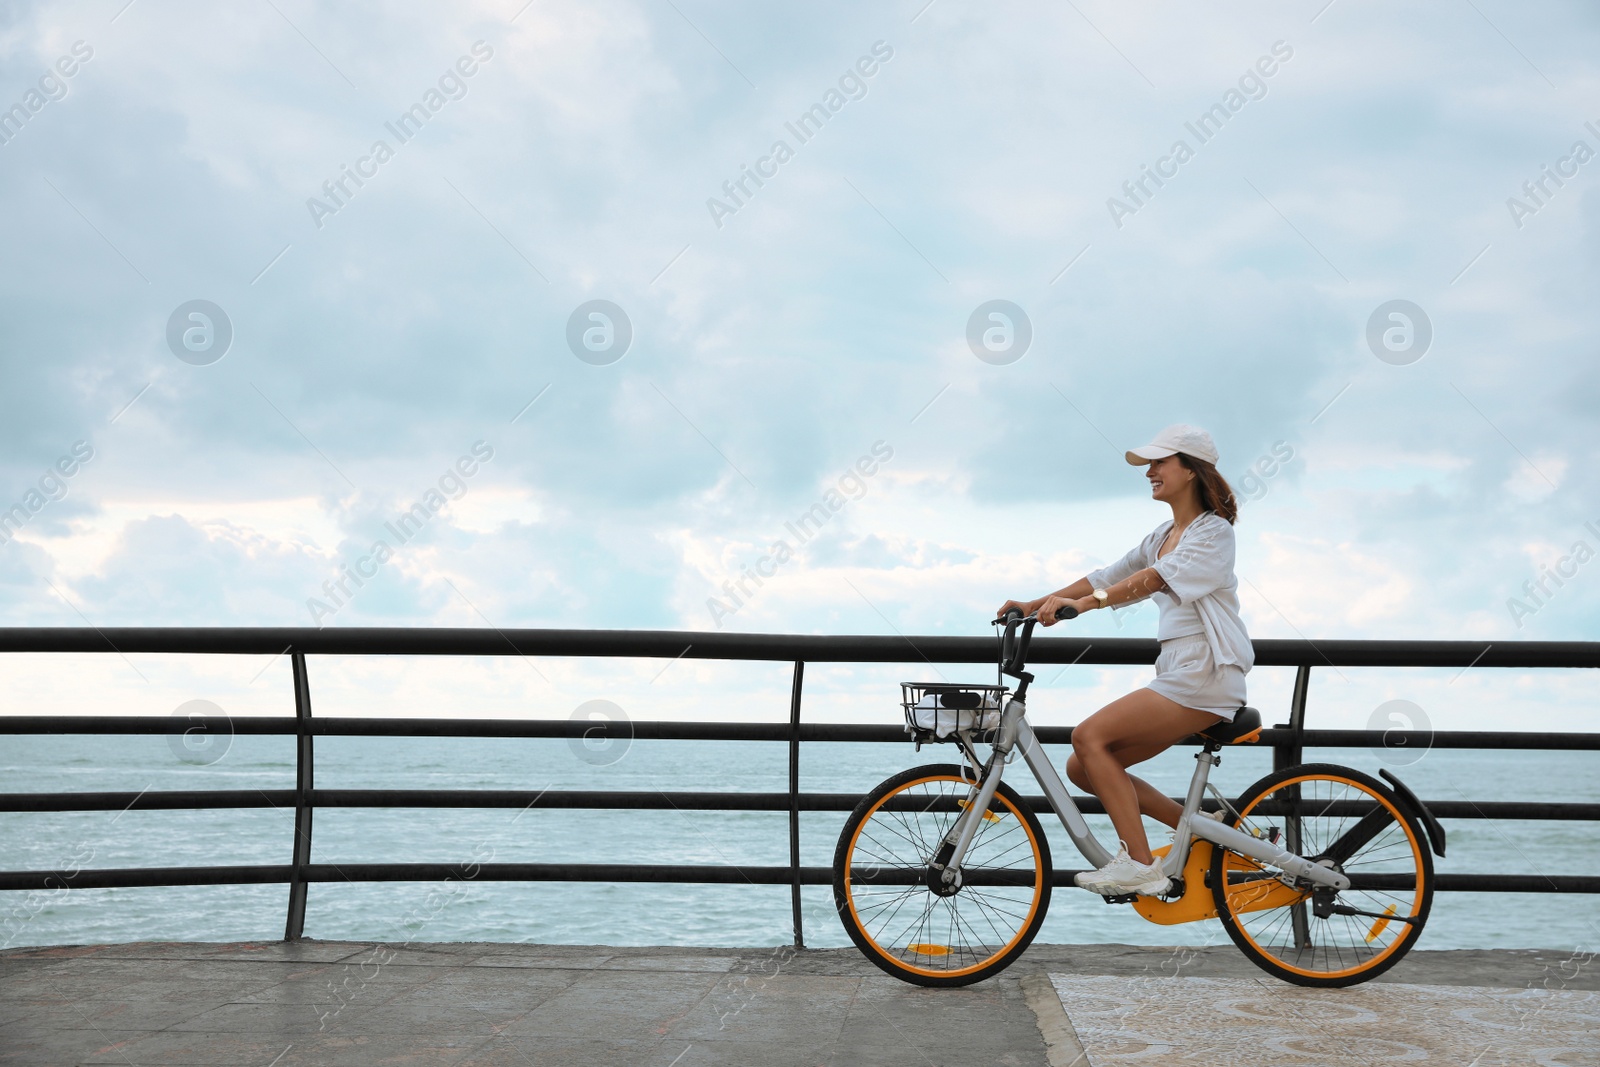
[[1, 627, 1596, 947]]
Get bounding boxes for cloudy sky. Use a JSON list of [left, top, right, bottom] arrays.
[[2, 0, 1597, 728]]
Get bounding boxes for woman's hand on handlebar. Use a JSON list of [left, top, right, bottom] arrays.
[[1037, 595, 1083, 626], [994, 598, 1040, 622], [995, 595, 1081, 625]]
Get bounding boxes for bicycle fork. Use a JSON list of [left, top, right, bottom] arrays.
[[929, 702, 1024, 890]]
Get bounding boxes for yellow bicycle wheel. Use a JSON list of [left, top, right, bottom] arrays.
[[1210, 763, 1433, 987], [833, 764, 1051, 987]]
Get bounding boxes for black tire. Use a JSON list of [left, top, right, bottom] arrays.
[[1209, 762, 1434, 988], [833, 763, 1051, 987]]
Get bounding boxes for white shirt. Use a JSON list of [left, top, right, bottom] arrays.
[[1085, 512, 1255, 671]]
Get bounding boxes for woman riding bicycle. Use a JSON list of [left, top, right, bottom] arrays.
[[996, 423, 1252, 897]]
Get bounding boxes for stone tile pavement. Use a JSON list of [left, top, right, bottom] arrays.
[[1, 940, 1592, 1066]]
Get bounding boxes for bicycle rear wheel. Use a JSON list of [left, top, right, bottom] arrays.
[[1210, 763, 1433, 987], [833, 763, 1051, 987]]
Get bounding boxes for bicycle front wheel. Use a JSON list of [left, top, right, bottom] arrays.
[[1210, 763, 1434, 987], [833, 763, 1051, 987]]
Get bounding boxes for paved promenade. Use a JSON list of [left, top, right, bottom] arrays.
[[2, 940, 1595, 1066]]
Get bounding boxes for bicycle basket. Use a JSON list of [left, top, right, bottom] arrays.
[[901, 683, 1009, 741]]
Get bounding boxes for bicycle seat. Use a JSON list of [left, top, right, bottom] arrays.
[[1196, 706, 1262, 745]]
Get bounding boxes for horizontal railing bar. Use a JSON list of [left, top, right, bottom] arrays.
[[1266, 800, 1600, 820], [0, 718, 891, 740], [0, 718, 882, 740], [1429, 874, 1600, 893], [311, 789, 815, 810], [0, 864, 806, 890], [0, 716, 299, 735], [1291, 731, 1600, 750], [0, 791, 296, 812], [3, 717, 1599, 751], [0, 865, 293, 890], [0, 627, 1595, 668], [0, 718, 809, 740], [3, 865, 1596, 893], [5, 789, 1597, 821], [311, 863, 800, 885]]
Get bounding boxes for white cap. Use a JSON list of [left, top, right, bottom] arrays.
[[1125, 424, 1219, 467]]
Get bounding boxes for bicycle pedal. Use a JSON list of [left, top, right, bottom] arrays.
[[1099, 892, 1139, 904]]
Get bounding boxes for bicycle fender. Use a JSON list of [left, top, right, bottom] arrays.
[[1379, 768, 1447, 858]]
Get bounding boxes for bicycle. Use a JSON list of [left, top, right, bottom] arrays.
[[831, 608, 1447, 988]]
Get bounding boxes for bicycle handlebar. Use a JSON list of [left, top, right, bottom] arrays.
[[991, 604, 1079, 627], [992, 603, 1077, 676]]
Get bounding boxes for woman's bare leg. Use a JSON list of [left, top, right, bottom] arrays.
[[1066, 741, 1184, 829], [1069, 688, 1223, 865]]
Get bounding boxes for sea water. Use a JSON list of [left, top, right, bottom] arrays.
[[2, 732, 1595, 954]]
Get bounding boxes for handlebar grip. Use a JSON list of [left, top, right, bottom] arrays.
[[1052, 604, 1079, 621]]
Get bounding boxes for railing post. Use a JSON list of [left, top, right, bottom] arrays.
[[788, 660, 805, 949], [284, 650, 315, 941], [1275, 664, 1310, 774], [1277, 663, 1311, 949]]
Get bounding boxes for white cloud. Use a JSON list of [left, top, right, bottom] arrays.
[[1247, 530, 1417, 633], [1503, 452, 1567, 502]]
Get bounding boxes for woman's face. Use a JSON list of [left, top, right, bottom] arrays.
[[1145, 455, 1195, 504]]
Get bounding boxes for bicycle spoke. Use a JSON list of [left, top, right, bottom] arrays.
[[962, 890, 1029, 943], [945, 895, 998, 959], [883, 893, 942, 957]]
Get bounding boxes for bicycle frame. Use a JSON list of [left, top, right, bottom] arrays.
[[936, 616, 1350, 894]]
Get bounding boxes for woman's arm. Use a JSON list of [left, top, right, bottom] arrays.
[[995, 577, 1093, 620], [996, 527, 1169, 624], [1035, 568, 1168, 625]]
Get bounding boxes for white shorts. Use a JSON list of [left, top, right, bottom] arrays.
[[1145, 633, 1246, 720]]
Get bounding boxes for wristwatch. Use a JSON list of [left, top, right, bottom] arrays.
[[1092, 588, 1109, 609]]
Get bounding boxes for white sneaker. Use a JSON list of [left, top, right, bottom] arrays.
[[1074, 842, 1170, 896]]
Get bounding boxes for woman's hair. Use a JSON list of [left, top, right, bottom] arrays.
[[1177, 454, 1238, 525]]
